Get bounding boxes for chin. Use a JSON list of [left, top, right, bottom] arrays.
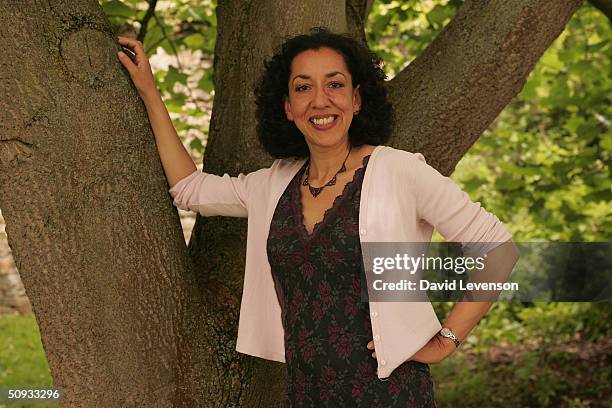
[[309, 136, 344, 148], [302, 131, 346, 146]]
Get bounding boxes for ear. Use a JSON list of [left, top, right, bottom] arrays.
[[353, 84, 361, 112], [284, 96, 294, 121]]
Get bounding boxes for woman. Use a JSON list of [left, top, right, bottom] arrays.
[[117, 27, 519, 407]]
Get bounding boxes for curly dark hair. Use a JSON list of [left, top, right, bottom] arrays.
[[254, 26, 393, 159]]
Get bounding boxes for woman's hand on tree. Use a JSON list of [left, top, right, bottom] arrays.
[[116, 36, 159, 99]]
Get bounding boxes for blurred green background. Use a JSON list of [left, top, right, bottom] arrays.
[[1, 1, 610, 407]]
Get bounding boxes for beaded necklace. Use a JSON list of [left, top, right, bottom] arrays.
[[302, 146, 352, 198]]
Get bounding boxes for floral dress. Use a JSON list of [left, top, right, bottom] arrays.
[[267, 154, 438, 407]]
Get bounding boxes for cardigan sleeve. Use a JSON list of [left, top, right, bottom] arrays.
[[408, 152, 512, 257], [168, 165, 271, 218]]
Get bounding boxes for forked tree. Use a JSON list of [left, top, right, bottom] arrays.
[[0, 0, 582, 406]]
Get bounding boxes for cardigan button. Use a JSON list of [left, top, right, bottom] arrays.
[[360, 228, 367, 235], [380, 360, 386, 366], [370, 311, 378, 317], [374, 335, 380, 341]]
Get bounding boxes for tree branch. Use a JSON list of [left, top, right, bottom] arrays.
[[588, 0, 612, 21], [387, 0, 583, 176], [345, 0, 375, 43], [137, 0, 158, 42]]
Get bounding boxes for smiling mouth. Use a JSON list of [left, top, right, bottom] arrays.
[[309, 115, 338, 128]]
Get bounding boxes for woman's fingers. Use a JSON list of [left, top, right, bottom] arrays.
[[116, 36, 145, 65], [120, 45, 137, 61], [115, 36, 159, 98], [366, 340, 376, 359], [117, 50, 137, 75]]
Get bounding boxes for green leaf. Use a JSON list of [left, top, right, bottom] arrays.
[[102, 0, 136, 18], [184, 34, 205, 50], [189, 138, 205, 154], [144, 23, 166, 53], [495, 176, 523, 190], [497, 162, 541, 177], [197, 72, 214, 93], [541, 51, 563, 71], [562, 115, 583, 134], [462, 176, 488, 192], [601, 134, 612, 151], [165, 66, 189, 90], [519, 77, 538, 100], [161, 41, 174, 55], [426, 5, 449, 28]]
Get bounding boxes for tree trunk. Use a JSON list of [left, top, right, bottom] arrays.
[[0, 0, 581, 406], [0, 1, 198, 406]]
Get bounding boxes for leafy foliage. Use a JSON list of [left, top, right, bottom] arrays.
[[366, 0, 463, 79], [365, 2, 611, 406], [453, 4, 611, 242], [87, 2, 612, 406], [101, 0, 217, 159], [367, 1, 611, 242]]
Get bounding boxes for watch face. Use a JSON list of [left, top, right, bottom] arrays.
[[440, 328, 451, 336]]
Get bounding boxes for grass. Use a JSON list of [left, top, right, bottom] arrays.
[[0, 312, 58, 408], [430, 343, 611, 408], [1, 307, 610, 407]]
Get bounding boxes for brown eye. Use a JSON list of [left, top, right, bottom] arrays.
[[330, 82, 344, 88], [295, 84, 309, 92]]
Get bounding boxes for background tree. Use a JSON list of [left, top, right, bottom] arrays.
[[4, 0, 608, 407]]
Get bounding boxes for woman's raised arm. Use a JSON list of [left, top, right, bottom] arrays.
[[116, 36, 196, 188], [168, 166, 271, 218], [116, 36, 270, 218]]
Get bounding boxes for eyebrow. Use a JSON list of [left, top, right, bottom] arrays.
[[291, 71, 346, 84]]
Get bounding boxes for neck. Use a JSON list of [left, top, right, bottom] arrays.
[[307, 142, 352, 183]]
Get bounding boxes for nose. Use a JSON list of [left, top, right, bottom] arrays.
[[312, 84, 330, 108]]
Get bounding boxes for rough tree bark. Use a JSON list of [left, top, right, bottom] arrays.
[[0, 1, 199, 406], [0, 0, 581, 406]]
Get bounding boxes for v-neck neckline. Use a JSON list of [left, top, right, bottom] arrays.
[[294, 153, 371, 244]]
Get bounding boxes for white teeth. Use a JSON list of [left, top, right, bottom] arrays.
[[310, 116, 336, 126]]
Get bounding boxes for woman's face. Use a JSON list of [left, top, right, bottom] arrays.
[[284, 47, 361, 150]]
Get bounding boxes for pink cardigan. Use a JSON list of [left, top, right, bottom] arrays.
[[169, 144, 512, 379]]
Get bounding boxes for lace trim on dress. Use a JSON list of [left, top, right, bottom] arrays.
[[293, 154, 371, 244]]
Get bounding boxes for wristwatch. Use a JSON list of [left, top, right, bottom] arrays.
[[439, 327, 461, 348]]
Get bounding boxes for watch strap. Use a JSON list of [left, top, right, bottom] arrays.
[[439, 327, 461, 347]]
